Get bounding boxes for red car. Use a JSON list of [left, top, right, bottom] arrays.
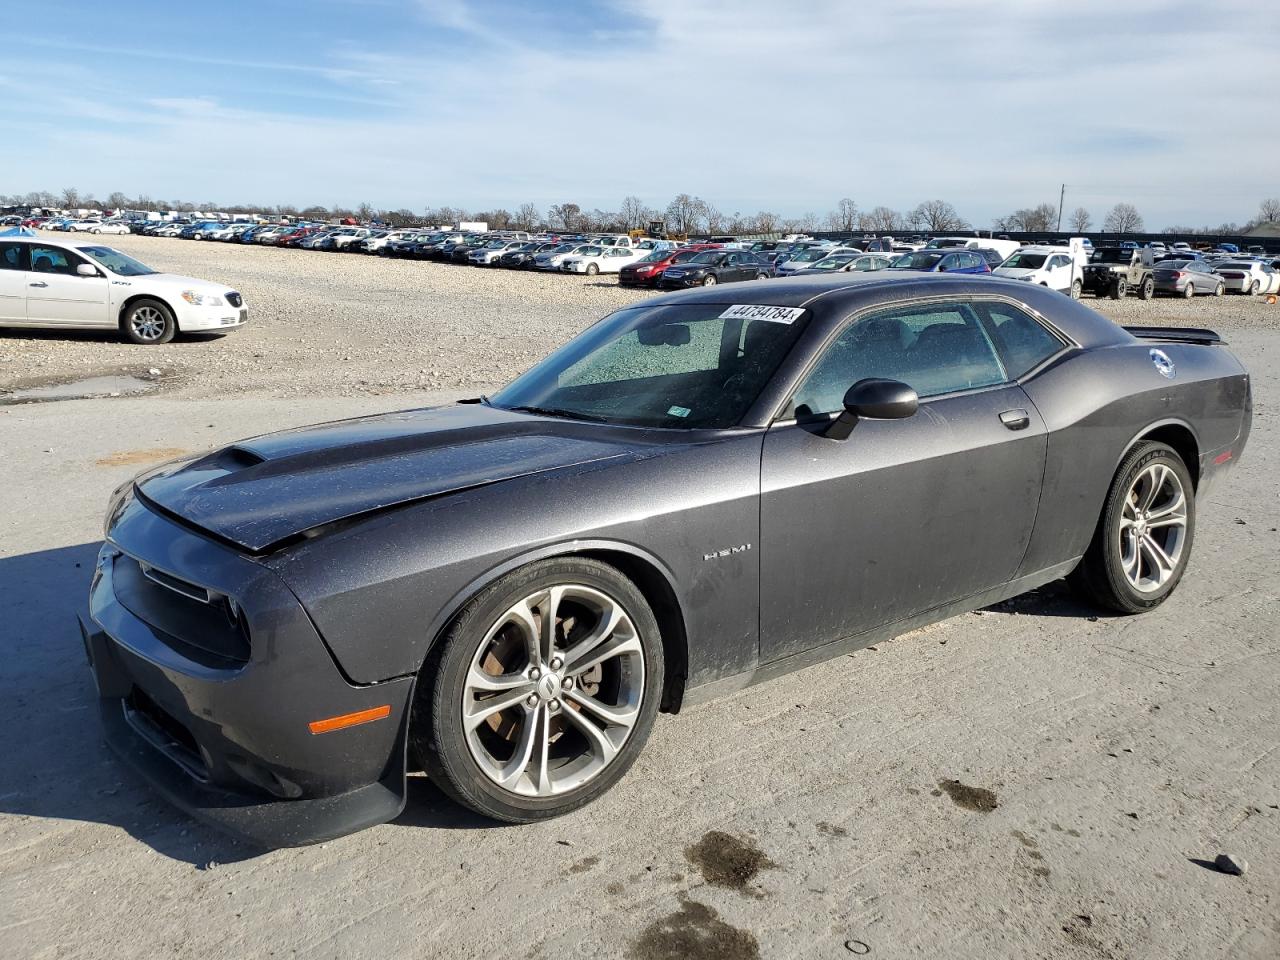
[[276, 226, 320, 247], [618, 243, 722, 287]]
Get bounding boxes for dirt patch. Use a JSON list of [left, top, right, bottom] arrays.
[[816, 821, 848, 837], [95, 447, 190, 467], [567, 855, 599, 875], [685, 832, 776, 892], [1012, 829, 1039, 848], [938, 779, 999, 813], [629, 898, 759, 960]]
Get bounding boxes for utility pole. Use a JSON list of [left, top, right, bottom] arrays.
[[1056, 183, 1066, 232]]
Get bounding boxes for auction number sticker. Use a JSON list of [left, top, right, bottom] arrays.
[[718, 304, 806, 324]]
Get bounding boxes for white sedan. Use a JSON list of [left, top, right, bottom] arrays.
[[560, 246, 645, 275], [87, 222, 131, 236], [0, 237, 247, 344], [1214, 260, 1280, 296]]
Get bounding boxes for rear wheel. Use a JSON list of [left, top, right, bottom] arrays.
[[1248, 279, 1260, 296], [413, 557, 664, 822], [1183, 282, 1195, 299], [1140, 277, 1155, 300], [121, 298, 176, 345], [1068, 442, 1195, 614]]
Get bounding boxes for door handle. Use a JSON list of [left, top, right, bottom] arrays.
[[999, 409, 1031, 430], [29, 281, 48, 288]]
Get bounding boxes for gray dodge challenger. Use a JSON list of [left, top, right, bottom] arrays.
[[80, 274, 1251, 846]]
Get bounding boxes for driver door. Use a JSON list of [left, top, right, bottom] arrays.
[[759, 298, 1049, 664], [25, 245, 111, 326], [0, 241, 29, 323]]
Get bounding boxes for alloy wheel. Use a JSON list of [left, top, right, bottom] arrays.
[[130, 306, 168, 342], [1118, 463, 1188, 593], [462, 584, 645, 797]]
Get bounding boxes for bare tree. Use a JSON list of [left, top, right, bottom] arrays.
[[751, 211, 780, 234], [1256, 197, 1280, 224], [619, 195, 647, 231], [825, 198, 859, 233], [1103, 202, 1143, 233], [60, 186, 80, 208], [356, 201, 374, 221], [548, 202, 582, 231], [910, 199, 969, 232], [665, 193, 707, 236], [703, 202, 726, 234], [106, 191, 130, 211], [515, 202, 540, 231], [1069, 207, 1092, 232], [860, 206, 903, 232], [997, 203, 1058, 231]]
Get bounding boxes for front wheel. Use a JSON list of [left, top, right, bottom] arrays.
[[701, 274, 718, 287], [1111, 278, 1127, 299], [1070, 279, 1082, 300], [1140, 277, 1155, 300], [1214, 282, 1225, 297], [413, 557, 664, 822], [585, 262, 599, 276], [1068, 441, 1195, 614], [121, 298, 177, 345]]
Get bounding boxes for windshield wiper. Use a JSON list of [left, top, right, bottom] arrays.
[[504, 404, 610, 423]]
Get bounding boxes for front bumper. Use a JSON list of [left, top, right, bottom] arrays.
[[82, 499, 413, 847], [175, 301, 250, 332], [658, 274, 704, 288]]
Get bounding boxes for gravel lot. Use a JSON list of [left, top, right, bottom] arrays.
[[1, 236, 1277, 959], [2, 232, 1279, 399]]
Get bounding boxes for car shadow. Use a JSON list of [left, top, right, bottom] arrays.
[[0, 541, 490, 865], [980, 578, 1119, 619]]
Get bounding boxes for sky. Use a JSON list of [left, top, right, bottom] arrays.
[[2, 0, 1277, 228]]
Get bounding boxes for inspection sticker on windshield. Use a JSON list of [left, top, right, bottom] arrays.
[[719, 304, 805, 324]]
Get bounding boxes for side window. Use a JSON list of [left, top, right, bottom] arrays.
[[790, 302, 1007, 416], [0, 242, 28, 271], [974, 301, 1066, 378], [30, 246, 81, 275]]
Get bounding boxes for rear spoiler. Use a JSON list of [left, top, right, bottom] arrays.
[[1122, 325, 1224, 345]]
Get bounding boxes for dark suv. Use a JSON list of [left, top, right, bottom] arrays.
[[1082, 247, 1155, 299]]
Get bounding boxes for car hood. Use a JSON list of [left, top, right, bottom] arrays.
[[125, 273, 236, 294], [992, 267, 1037, 279], [133, 403, 647, 552]]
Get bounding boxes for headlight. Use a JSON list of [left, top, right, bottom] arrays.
[[181, 290, 224, 306]]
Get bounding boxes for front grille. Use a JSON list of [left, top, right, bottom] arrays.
[[113, 555, 250, 668], [226, 292, 243, 308]]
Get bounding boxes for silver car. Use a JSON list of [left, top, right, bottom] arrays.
[[1151, 259, 1225, 298]]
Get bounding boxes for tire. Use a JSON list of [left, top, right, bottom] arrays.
[[1070, 279, 1082, 300], [412, 557, 665, 823], [1214, 282, 1225, 297], [702, 274, 718, 287], [1068, 441, 1195, 614], [1110, 278, 1127, 299], [1183, 283, 1195, 299], [1140, 277, 1155, 300], [121, 298, 177, 345], [1247, 279, 1260, 296], [585, 262, 599, 276], [756, 273, 768, 280]]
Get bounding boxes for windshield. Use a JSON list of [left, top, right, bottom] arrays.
[[79, 246, 158, 276], [671, 250, 701, 263], [810, 255, 855, 270], [890, 252, 945, 270], [690, 252, 724, 264], [1000, 253, 1048, 269], [490, 303, 809, 428], [576, 246, 603, 257], [925, 238, 967, 249], [637, 250, 672, 263], [790, 249, 830, 263]]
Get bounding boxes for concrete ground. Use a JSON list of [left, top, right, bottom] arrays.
[[1, 337, 1277, 959]]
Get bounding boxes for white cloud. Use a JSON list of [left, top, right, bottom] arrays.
[[7, 1, 1278, 227]]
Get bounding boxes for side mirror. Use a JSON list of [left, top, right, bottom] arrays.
[[936, 263, 947, 272], [76, 263, 100, 277], [825, 378, 918, 440]]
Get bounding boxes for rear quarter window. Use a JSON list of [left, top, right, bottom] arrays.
[[975, 301, 1066, 378]]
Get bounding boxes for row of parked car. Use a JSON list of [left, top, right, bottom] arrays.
[[24, 214, 1280, 299]]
